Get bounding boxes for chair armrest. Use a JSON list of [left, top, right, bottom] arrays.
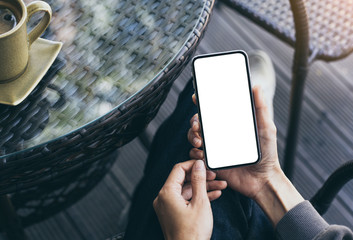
[[310, 160, 353, 215]]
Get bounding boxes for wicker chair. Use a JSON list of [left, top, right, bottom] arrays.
[[220, 0, 353, 179]]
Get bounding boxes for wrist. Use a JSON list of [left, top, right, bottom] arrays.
[[253, 167, 304, 227]]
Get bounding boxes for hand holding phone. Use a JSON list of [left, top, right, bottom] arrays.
[[192, 50, 261, 169]]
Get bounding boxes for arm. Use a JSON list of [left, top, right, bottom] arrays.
[[253, 167, 353, 240], [276, 200, 353, 240], [188, 86, 353, 239], [254, 167, 303, 227]]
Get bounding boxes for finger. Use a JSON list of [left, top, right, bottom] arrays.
[[253, 87, 277, 139], [253, 86, 273, 128], [206, 180, 227, 191], [181, 182, 192, 200], [188, 130, 202, 148], [207, 190, 222, 201], [182, 180, 227, 200], [192, 93, 197, 105], [253, 86, 267, 109], [206, 170, 217, 181], [164, 160, 196, 192], [187, 128, 202, 148], [189, 148, 204, 159], [190, 160, 208, 204], [185, 168, 215, 182], [189, 114, 200, 131]]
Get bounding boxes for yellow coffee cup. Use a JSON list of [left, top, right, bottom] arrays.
[[0, 0, 51, 82]]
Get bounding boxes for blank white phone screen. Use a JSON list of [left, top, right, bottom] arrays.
[[193, 52, 259, 169]]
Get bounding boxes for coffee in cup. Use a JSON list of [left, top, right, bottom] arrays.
[[0, 0, 51, 83], [0, 6, 17, 35]]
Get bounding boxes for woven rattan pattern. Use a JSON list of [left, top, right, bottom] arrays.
[[0, 0, 214, 226], [223, 0, 353, 61], [2, 0, 206, 153]]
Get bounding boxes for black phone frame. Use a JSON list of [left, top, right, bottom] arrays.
[[192, 50, 261, 170]]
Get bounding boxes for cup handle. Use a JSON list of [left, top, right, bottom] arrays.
[[27, 1, 52, 47]]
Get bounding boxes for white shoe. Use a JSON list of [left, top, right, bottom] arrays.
[[248, 50, 276, 119]]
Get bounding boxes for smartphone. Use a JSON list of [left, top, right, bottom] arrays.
[[192, 50, 261, 170]]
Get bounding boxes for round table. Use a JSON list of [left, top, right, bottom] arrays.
[[0, 0, 214, 233]]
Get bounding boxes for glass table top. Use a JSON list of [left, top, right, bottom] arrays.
[[0, 0, 207, 157]]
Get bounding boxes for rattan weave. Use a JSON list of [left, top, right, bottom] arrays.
[[0, 0, 214, 227], [223, 0, 353, 61]]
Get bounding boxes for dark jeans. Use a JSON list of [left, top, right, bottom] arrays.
[[125, 79, 275, 240]]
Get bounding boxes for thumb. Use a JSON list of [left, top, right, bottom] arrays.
[[253, 86, 272, 130], [191, 160, 208, 204]]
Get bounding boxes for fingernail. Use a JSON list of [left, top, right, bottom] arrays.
[[195, 160, 205, 171], [193, 138, 200, 145], [197, 151, 203, 159]]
